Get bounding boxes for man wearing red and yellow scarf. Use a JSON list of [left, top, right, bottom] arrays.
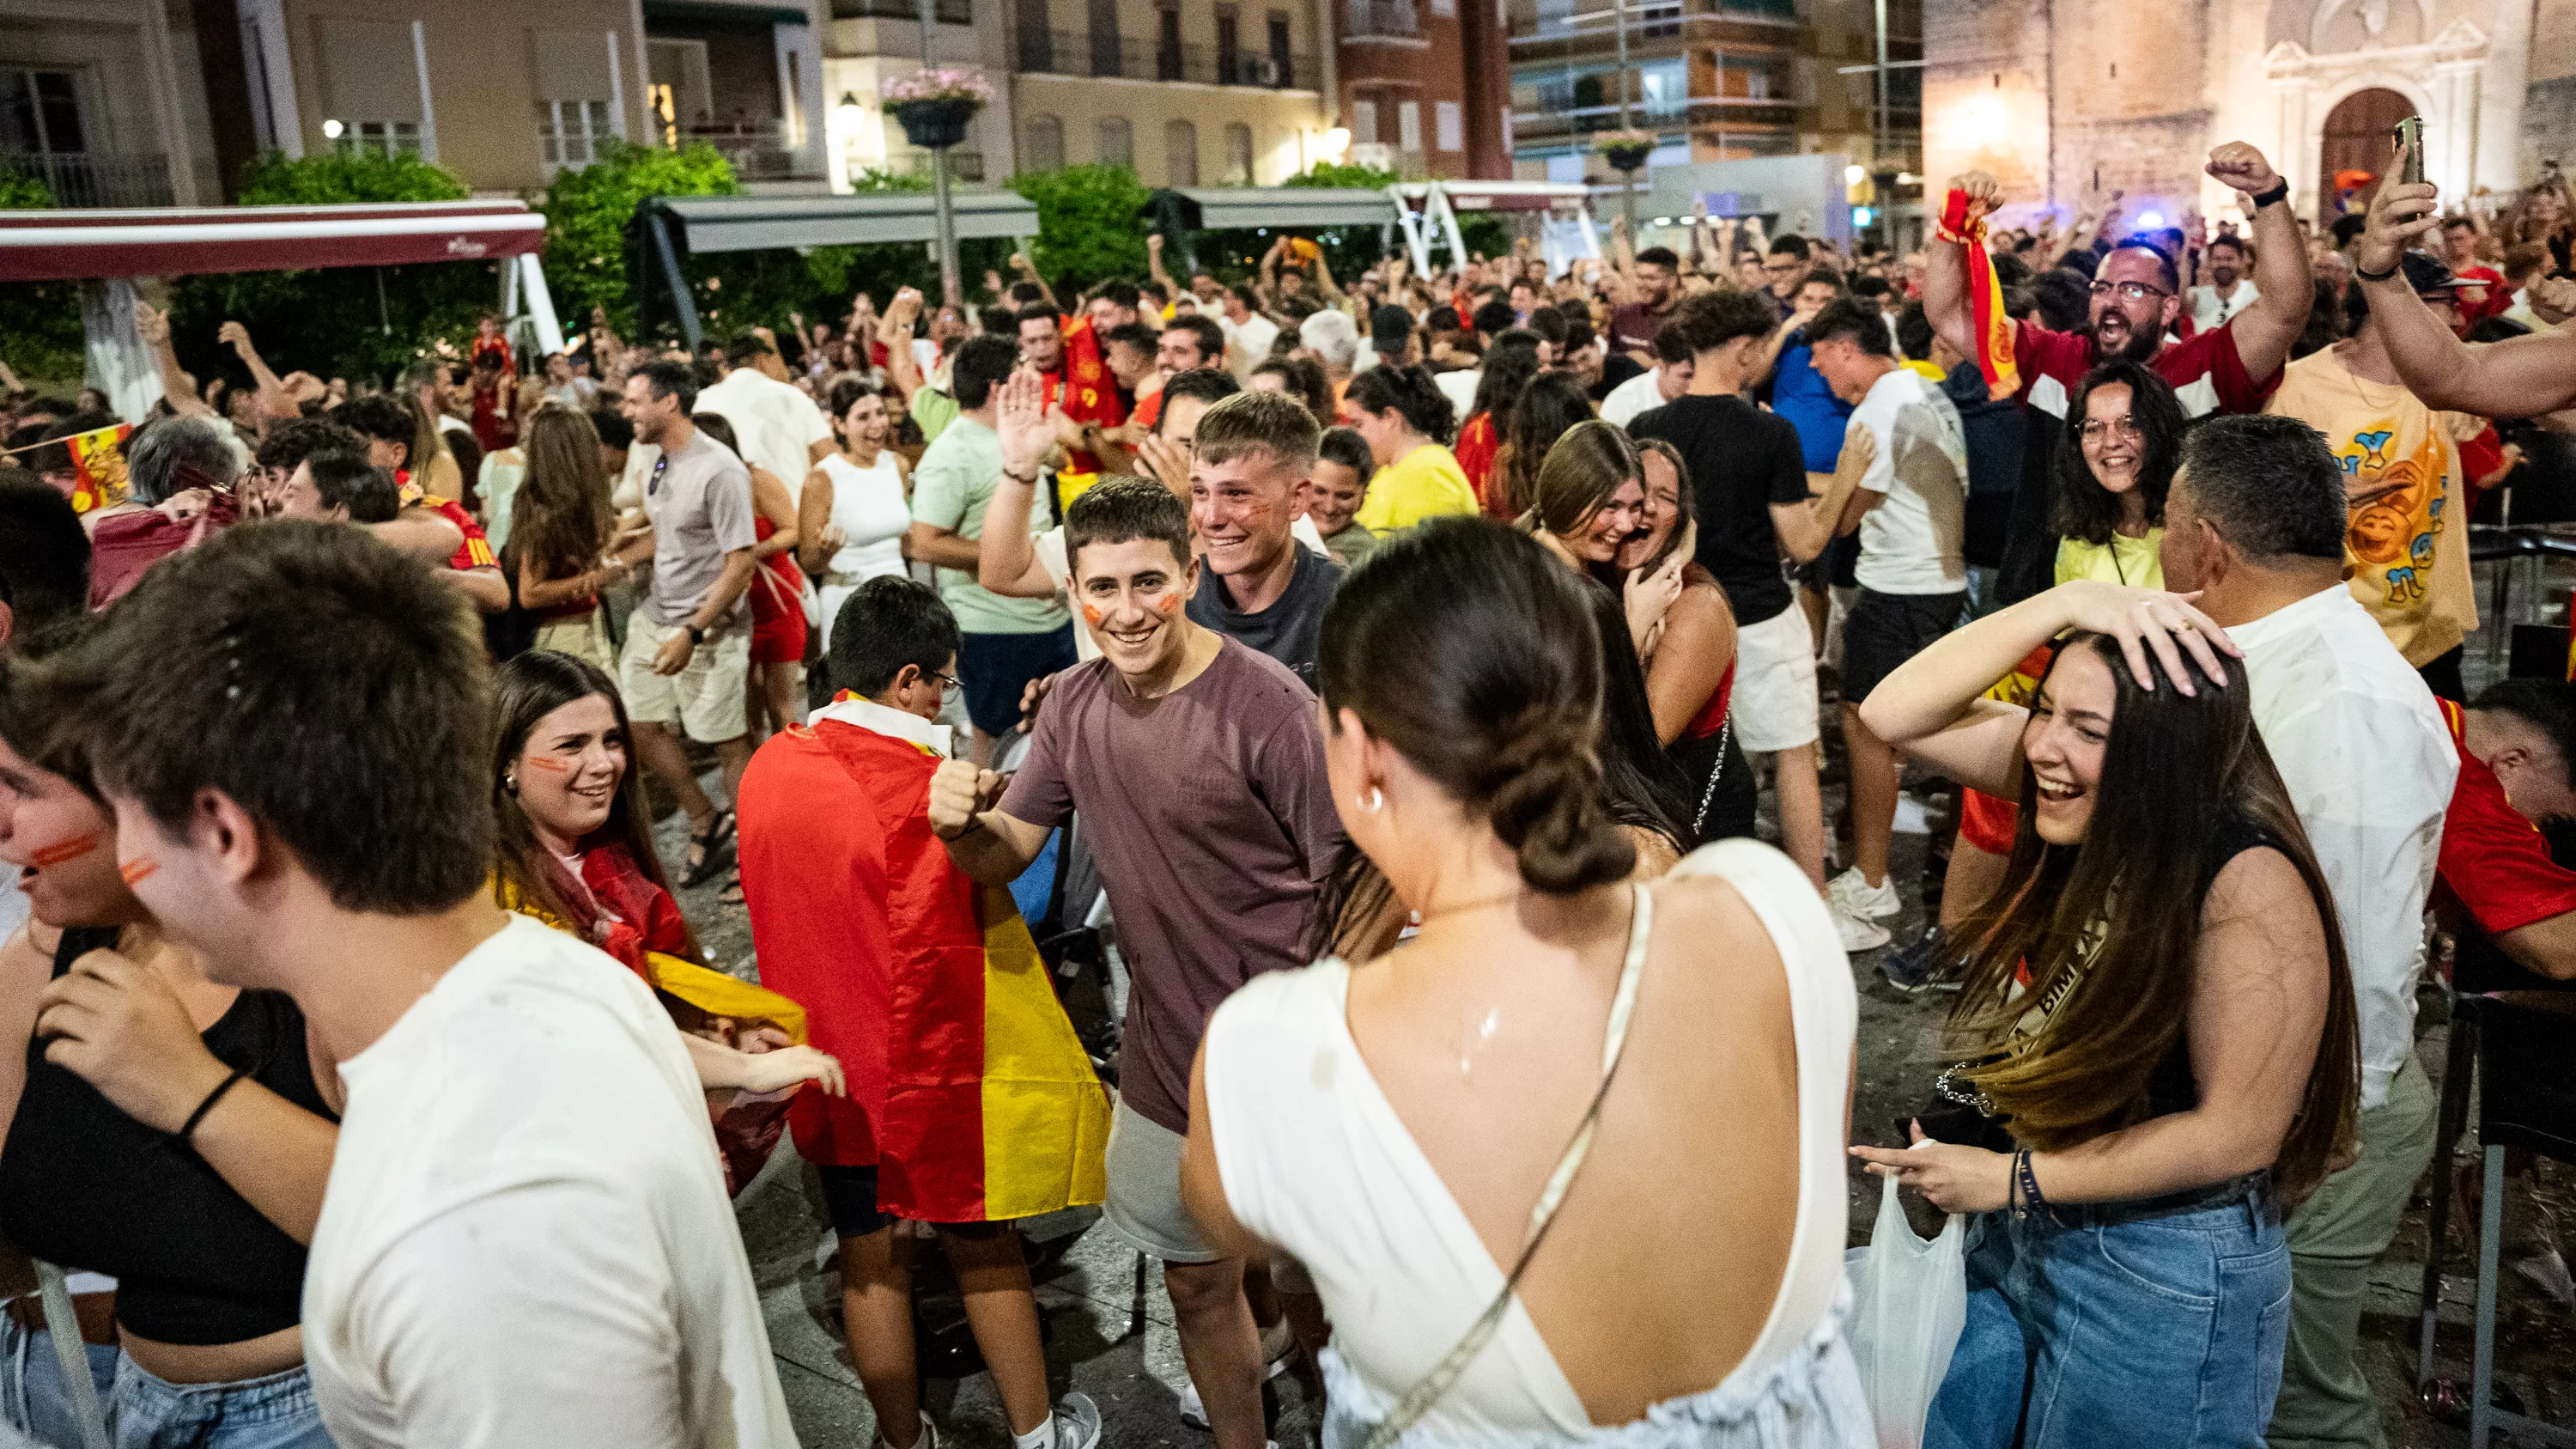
[[1015, 302, 1127, 479]]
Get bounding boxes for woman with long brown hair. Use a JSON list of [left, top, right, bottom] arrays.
[[1851, 584, 2360, 1448], [1620, 436, 1751, 843], [1490, 370, 1596, 523], [508, 405, 643, 673]]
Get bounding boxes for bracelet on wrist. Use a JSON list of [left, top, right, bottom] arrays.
[[2249, 179, 2290, 211], [2354, 258, 2402, 282], [178, 1067, 248, 1148]]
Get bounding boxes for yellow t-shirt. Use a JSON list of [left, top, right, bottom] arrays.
[[1358, 443, 1479, 533], [2053, 527, 2164, 589], [2265, 346, 2478, 667]]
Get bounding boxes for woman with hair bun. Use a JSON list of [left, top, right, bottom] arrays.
[[1345, 364, 1478, 533], [1181, 518, 1871, 1449]]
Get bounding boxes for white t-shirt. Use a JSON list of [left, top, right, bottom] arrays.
[[301, 916, 797, 1449], [2189, 280, 2259, 331], [2229, 585, 2453, 1111], [1599, 367, 1666, 429], [1219, 313, 1280, 381], [1433, 368, 1481, 420], [698, 368, 832, 502], [1847, 366, 1968, 595]]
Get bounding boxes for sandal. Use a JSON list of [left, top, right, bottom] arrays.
[[679, 809, 737, 888], [717, 874, 745, 907]]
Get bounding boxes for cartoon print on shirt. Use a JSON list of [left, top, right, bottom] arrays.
[[2336, 424, 2449, 611]]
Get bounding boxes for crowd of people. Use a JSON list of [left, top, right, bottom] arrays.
[[0, 131, 2570, 1449]]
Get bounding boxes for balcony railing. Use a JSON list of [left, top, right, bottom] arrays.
[[829, 0, 973, 19], [1016, 28, 1309, 87], [673, 122, 825, 181], [0, 151, 173, 208], [1346, 0, 1419, 38]]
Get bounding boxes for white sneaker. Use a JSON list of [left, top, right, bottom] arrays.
[[1176, 1334, 1296, 1430], [875, 1412, 939, 1449], [1835, 906, 1891, 954], [1828, 868, 1903, 922], [1030, 1393, 1101, 1449], [1177, 1382, 1207, 1431]]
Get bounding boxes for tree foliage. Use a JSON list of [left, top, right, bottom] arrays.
[[0, 168, 84, 388], [1012, 164, 1151, 294]]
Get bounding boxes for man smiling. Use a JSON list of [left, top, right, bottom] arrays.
[[1183, 390, 1341, 685], [927, 478, 1338, 1449]]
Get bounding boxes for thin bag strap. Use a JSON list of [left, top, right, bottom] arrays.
[[1360, 884, 1657, 1449]]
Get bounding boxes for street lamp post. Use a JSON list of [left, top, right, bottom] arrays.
[[917, 0, 961, 308], [1614, 0, 1636, 238]]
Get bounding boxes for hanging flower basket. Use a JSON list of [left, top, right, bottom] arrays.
[[883, 69, 992, 150], [1601, 131, 1656, 174]]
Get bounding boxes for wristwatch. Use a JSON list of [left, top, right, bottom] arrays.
[[687, 624, 707, 645], [2250, 179, 2290, 211]]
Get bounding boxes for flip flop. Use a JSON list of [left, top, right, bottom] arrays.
[[679, 809, 737, 888]]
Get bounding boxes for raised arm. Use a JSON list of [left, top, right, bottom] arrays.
[[1009, 252, 1057, 309], [132, 302, 211, 418], [2203, 143, 2312, 383], [975, 372, 1062, 599], [2358, 149, 2576, 417], [1924, 172, 2009, 363], [1768, 423, 1875, 564], [926, 758, 1050, 886], [217, 321, 291, 417]]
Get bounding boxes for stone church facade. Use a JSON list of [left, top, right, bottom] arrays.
[[1923, 0, 2575, 227]]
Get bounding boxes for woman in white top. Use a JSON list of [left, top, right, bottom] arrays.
[[1180, 519, 1872, 1449], [800, 380, 914, 651]]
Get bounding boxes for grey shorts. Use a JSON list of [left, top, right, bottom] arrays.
[[1104, 1099, 1226, 1264]]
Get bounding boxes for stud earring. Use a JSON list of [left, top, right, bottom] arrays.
[[1358, 786, 1384, 814]]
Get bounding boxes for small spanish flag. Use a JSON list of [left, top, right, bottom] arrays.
[[1042, 314, 1129, 476], [1939, 190, 2021, 402], [737, 703, 1109, 1224]]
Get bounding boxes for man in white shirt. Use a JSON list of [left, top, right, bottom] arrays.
[[33, 521, 799, 1449], [1599, 322, 1693, 428], [1806, 297, 1969, 943], [698, 331, 835, 500], [1216, 285, 1279, 384], [2159, 414, 2451, 1449], [2188, 234, 2261, 331]]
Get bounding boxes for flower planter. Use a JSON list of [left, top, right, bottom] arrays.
[[895, 98, 978, 150], [1602, 141, 1655, 174]]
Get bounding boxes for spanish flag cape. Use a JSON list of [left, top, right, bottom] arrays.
[[1042, 313, 1127, 480], [1938, 189, 2022, 402], [737, 695, 1109, 1222], [0, 422, 135, 513]]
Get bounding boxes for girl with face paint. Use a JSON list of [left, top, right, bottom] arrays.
[[0, 661, 346, 1446]]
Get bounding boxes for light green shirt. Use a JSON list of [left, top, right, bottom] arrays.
[[911, 387, 960, 448], [908, 415, 1069, 635]]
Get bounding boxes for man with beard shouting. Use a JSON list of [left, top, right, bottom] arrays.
[[1928, 142, 2312, 424]]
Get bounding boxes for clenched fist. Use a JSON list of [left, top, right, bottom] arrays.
[[2205, 143, 2282, 200], [927, 758, 1005, 840], [1944, 171, 2006, 216]]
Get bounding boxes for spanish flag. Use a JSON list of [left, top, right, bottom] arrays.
[[1939, 189, 2021, 402], [1042, 314, 1128, 476], [737, 697, 1109, 1223]]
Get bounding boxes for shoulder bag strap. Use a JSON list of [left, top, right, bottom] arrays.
[[1359, 884, 1657, 1449]]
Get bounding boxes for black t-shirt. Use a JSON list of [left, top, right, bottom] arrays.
[[1186, 543, 1342, 686], [1629, 394, 1809, 625]]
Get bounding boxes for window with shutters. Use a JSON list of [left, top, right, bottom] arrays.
[[1224, 122, 1253, 184], [1096, 115, 1133, 169], [1396, 100, 1421, 153], [1434, 100, 1461, 152], [1164, 119, 1198, 185], [1024, 113, 1064, 170]]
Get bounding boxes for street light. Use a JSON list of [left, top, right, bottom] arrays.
[[917, 0, 959, 308]]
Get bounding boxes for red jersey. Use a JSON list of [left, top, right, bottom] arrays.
[[2433, 696, 2576, 941], [2013, 316, 2279, 422], [2452, 266, 2511, 326], [394, 469, 497, 572]]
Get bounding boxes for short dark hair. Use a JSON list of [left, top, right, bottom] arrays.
[[1158, 367, 1241, 426], [1524, 307, 1569, 348], [2107, 239, 2181, 293], [1164, 314, 1225, 368], [332, 394, 415, 452], [301, 447, 400, 522], [1806, 297, 1893, 356], [1850, 274, 1893, 300], [1674, 289, 1777, 356], [1472, 300, 1517, 337], [2032, 268, 2093, 332], [1633, 246, 1680, 271], [951, 335, 1020, 410], [254, 417, 367, 478], [1103, 321, 1159, 361], [0, 478, 89, 644], [1651, 320, 1692, 367], [2178, 415, 2347, 563], [590, 406, 634, 451], [1008, 281, 1048, 306], [1895, 302, 1936, 362], [1316, 426, 1374, 478], [2470, 679, 2576, 788], [27, 521, 495, 911], [1194, 387, 1324, 471], [1066, 475, 1191, 573], [1343, 364, 1455, 447], [636, 359, 700, 415], [1768, 234, 1810, 259], [1229, 283, 1261, 311], [1799, 267, 1844, 295], [2207, 234, 2247, 257], [723, 331, 776, 367], [1085, 279, 1141, 312], [829, 575, 959, 699], [980, 305, 1018, 336]]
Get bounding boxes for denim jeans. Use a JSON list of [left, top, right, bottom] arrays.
[[0, 1315, 331, 1449], [1924, 1190, 2293, 1449], [0, 1318, 115, 1449]]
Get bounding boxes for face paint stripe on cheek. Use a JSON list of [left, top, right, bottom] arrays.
[[29, 834, 100, 868], [119, 856, 160, 886], [1081, 602, 1105, 627], [523, 755, 573, 772]]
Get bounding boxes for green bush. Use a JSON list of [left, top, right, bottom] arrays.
[[1012, 164, 1151, 295], [0, 168, 85, 390]]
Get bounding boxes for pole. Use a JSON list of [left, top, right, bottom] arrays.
[[1873, 0, 1888, 247], [1613, 0, 1636, 239], [918, 0, 961, 307]]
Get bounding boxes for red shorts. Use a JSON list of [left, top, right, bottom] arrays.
[[1958, 785, 2020, 856]]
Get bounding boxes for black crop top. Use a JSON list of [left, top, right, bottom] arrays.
[[0, 927, 335, 1345]]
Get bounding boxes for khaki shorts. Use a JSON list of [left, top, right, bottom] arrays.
[[1731, 603, 1822, 754], [619, 614, 751, 744], [1104, 1099, 1227, 1264]]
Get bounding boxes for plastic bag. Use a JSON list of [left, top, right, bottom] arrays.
[[1843, 1166, 1968, 1449]]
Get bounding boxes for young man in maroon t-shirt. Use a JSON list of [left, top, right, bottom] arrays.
[[1926, 142, 2313, 423]]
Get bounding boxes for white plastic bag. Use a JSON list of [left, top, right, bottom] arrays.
[[1843, 1166, 1968, 1449]]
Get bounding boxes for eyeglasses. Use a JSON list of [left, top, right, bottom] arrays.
[[933, 672, 963, 691], [2080, 417, 2143, 444], [2088, 279, 2172, 303]]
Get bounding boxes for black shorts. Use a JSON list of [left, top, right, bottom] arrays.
[[957, 626, 1077, 738], [816, 1164, 1012, 1240], [1841, 588, 1965, 707]]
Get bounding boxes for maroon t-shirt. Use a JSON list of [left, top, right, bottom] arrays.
[[2011, 316, 2280, 421], [1608, 300, 1675, 358], [999, 636, 1344, 1133]]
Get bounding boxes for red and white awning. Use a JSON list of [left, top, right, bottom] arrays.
[[0, 200, 545, 282]]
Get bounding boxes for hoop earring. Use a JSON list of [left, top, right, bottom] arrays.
[[1358, 786, 1384, 814]]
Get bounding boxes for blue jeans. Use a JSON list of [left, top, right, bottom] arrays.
[[1924, 1191, 2293, 1449], [0, 1317, 116, 1449], [0, 1315, 331, 1449]]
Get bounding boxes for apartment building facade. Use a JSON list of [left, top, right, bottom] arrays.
[[1336, 0, 1513, 180]]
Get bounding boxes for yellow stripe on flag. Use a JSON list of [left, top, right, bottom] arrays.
[[975, 886, 1109, 1219]]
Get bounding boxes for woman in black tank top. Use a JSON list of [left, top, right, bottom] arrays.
[[0, 709, 341, 1449], [1847, 594, 2361, 1448]]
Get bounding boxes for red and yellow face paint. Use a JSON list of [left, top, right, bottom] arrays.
[[118, 856, 160, 886], [28, 833, 100, 869]]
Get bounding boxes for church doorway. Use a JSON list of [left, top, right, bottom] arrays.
[[2318, 88, 2418, 223]]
